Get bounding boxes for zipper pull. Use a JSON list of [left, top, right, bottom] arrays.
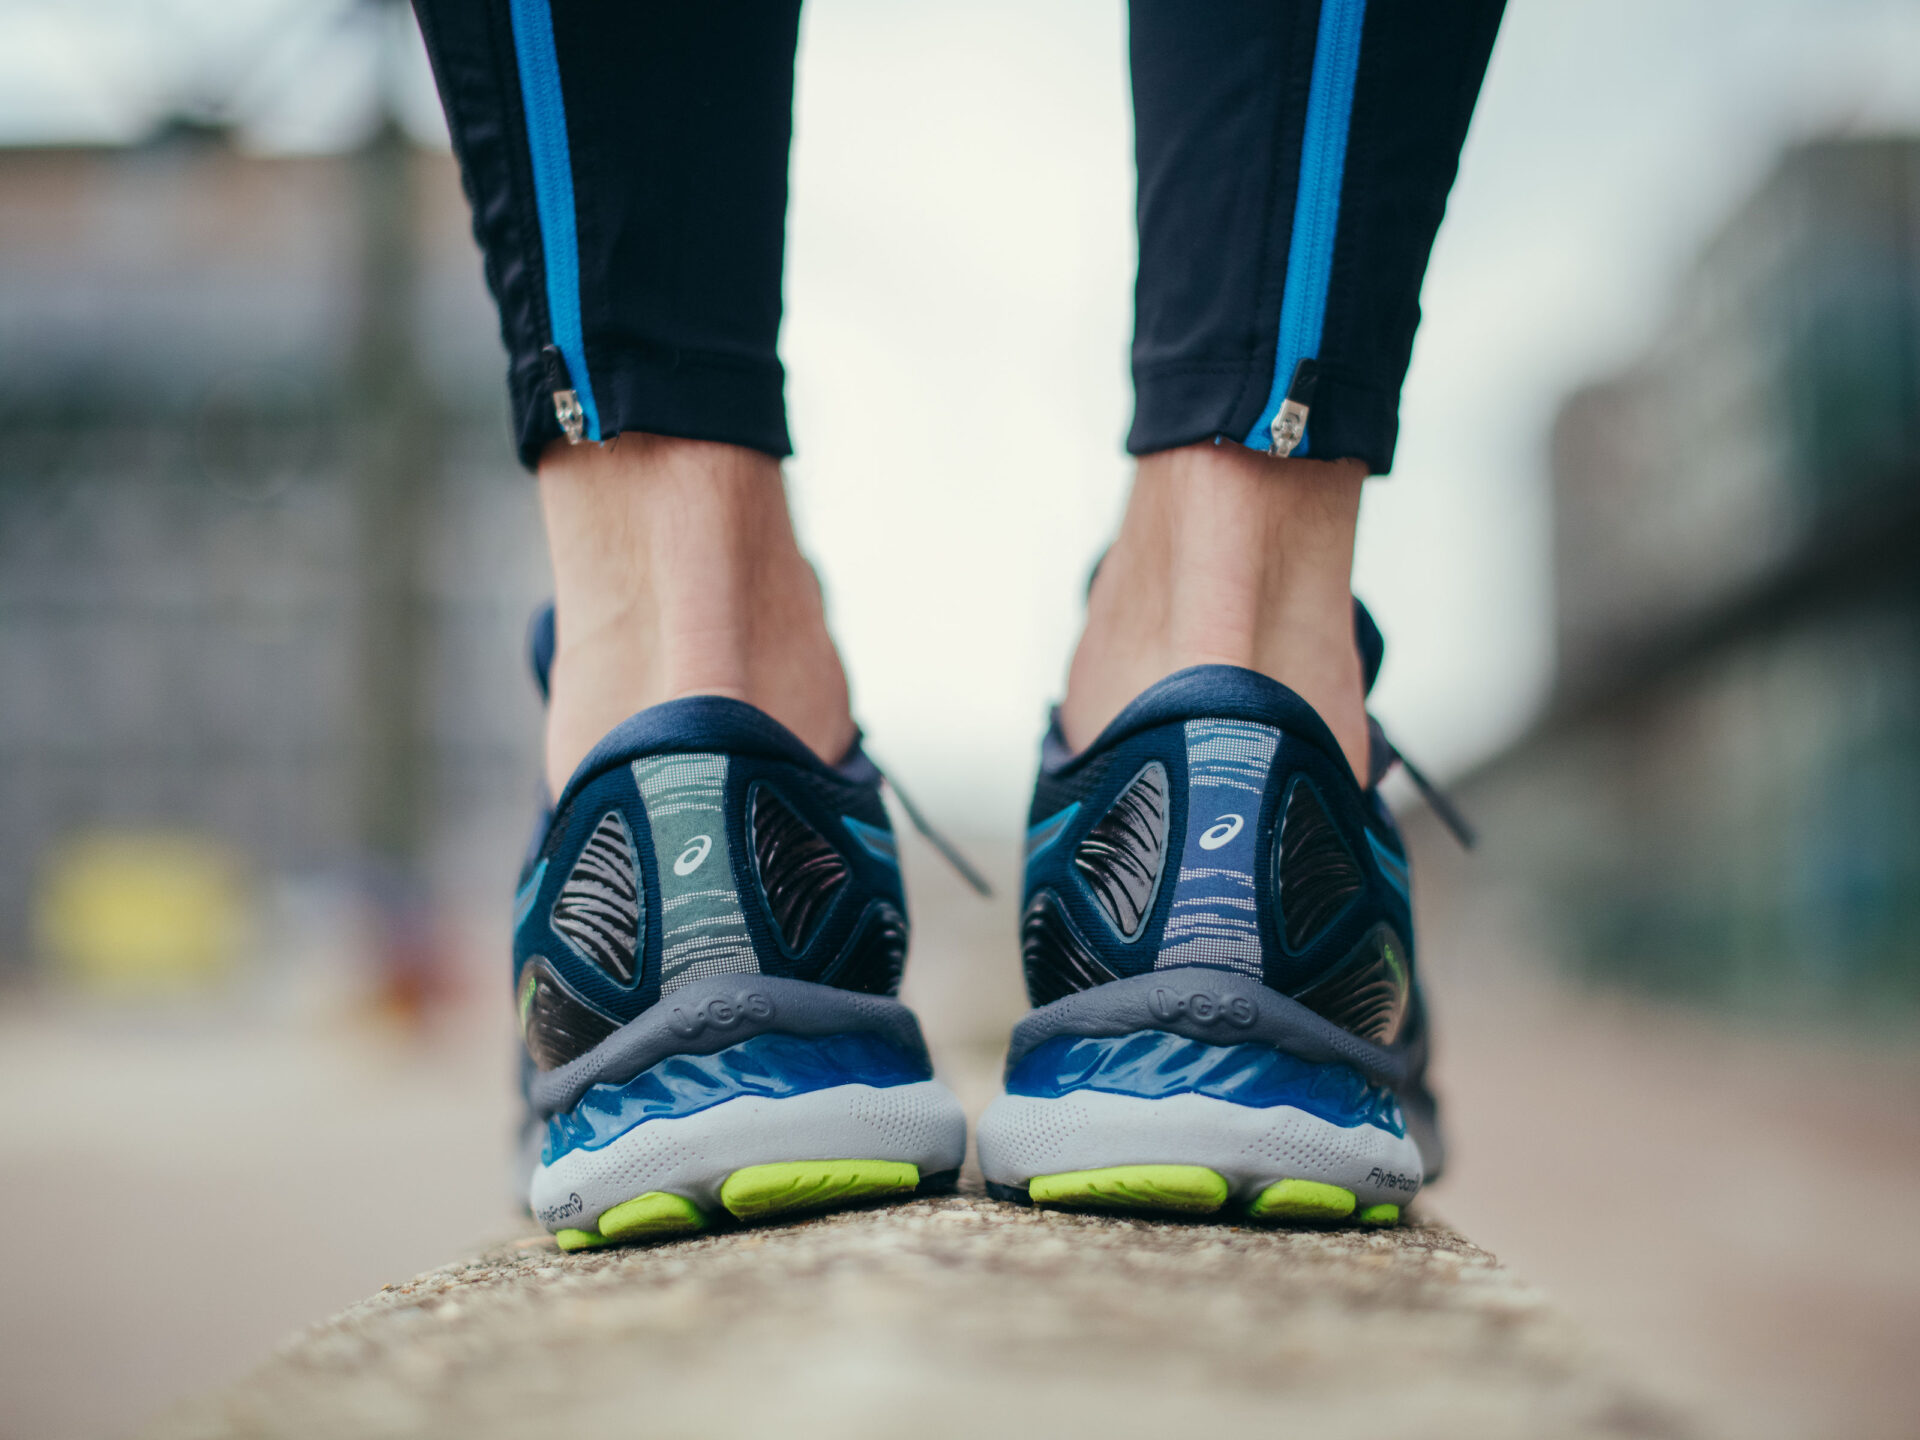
[[1268, 358, 1319, 458], [542, 344, 585, 445]]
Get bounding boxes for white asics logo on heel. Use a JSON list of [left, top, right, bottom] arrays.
[[1198, 814, 1244, 850], [674, 834, 713, 875]]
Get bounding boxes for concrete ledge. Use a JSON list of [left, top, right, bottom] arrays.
[[149, 1190, 1689, 1440]]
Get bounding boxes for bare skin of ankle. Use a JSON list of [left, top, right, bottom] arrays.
[[1059, 442, 1370, 781], [538, 434, 855, 795]]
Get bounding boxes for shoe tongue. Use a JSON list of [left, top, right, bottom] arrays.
[[1353, 598, 1384, 697], [528, 603, 557, 704]]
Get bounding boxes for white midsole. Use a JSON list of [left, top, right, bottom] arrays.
[[976, 1089, 1423, 1207], [530, 1080, 967, 1233]]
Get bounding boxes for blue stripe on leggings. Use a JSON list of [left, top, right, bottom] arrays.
[[507, 0, 602, 441], [1244, 0, 1367, 455]]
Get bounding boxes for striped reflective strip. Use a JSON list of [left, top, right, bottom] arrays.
[[1244, 0, 1367, 454], [507, 0, 602, 441]]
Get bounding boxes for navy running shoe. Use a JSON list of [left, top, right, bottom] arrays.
[[976, 605, 1448, 1226], [513, 609, 965, 1250]]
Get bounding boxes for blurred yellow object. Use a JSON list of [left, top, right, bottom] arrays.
[[36, 832, 248, 993]]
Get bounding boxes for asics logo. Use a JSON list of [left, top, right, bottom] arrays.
[[673, 834, 713, 876], [1197, 814, 1244, 850], [1147, 986, 1257, 1027], [665, 990, 775, 1038]]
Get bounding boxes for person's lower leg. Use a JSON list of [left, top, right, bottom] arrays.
[[538, 434, 854, 795], [1059, 441, 1369, 780]]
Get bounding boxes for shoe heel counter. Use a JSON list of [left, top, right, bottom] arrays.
[[1019, 712, 1419, 1049], [735, 760, 910, 998], [1262, 753, 1417, 1048], [515, 763, 657, 1071], [516, 750, 915, 1073], [1020, 720, 1188, 1007]]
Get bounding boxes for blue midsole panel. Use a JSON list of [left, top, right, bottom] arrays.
[[1005, 1030, 1405, 1136], [543, 1031, 929, 1164]]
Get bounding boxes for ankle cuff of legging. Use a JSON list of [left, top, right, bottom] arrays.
[[1127, 363, 1400, 475], [510, 345, 792, 470]]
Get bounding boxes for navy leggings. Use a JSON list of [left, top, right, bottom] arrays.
[[413, 0, 1504, 474]]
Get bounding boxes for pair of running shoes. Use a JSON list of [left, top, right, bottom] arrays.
[[514, 601, 1446, 1249]]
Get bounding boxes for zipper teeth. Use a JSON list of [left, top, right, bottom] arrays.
[[1246, 0, 1368, 453], [1279, 0, 1366, 366], [507, 0, 601, 442]]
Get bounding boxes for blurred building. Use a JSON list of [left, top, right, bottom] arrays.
[[0, 135, 548, 986], [1475, 136, 1920, 1008]]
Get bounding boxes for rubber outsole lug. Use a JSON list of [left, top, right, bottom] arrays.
[[1028, 1165, 1228, 1214], [1248, 1178, 1356, 1223], [599, 1190, 706, 1242], [991, 1172, 1403, 1228], [551, 1160, 945, 1253], [915, 1168, 961, 1196], [720, 1159, 919, 1221]]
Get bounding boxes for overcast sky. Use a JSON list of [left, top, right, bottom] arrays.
[[5, 0, 1920, 824]]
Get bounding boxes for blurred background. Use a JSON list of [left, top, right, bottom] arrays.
[[1, 1, 1918, 1437]]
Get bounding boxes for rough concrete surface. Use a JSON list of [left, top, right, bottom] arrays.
[[149, 1191, 1686, 1440]]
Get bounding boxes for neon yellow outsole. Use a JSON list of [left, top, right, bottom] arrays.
[[1028, 1164, 1230, 1214], [1356, 1202, 1400, 1227], [719, 1159, 919, 1221], [552, 1161, 923, 1251], [599, 1191, 706, 1242], [553, 1191, 705, 1252], [1247, 1178, 1357, 1223]]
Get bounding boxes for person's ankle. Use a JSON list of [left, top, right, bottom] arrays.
[[537, 434, 855, 794], [1059, 441, 1370, 780]]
